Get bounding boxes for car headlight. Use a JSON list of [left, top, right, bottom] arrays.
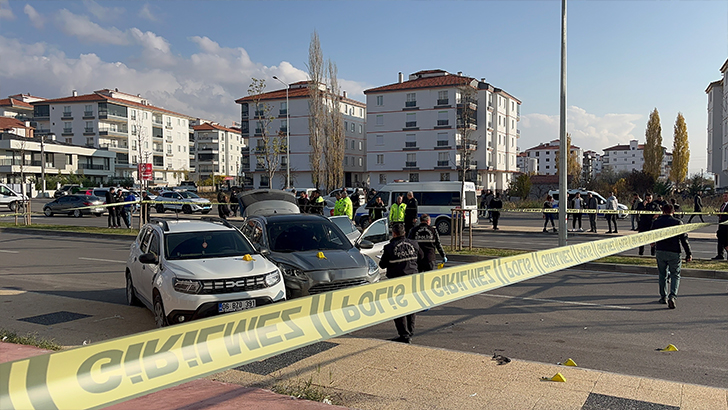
[[173, 278, 202, 294], [365, 256, 379, 276], [279, 264, 306, 278], [265, 270, 281, 287]]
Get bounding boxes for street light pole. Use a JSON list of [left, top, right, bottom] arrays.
[[558, 0, 568, 247], [273, 76, 290, 189]]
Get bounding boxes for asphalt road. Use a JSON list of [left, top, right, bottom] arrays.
[[1, 231, 726, 388]]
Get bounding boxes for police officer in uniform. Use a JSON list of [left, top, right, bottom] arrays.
[[389, 195, 406, 226], [408, 214, 447, 272], [379, 223, 424, 343]]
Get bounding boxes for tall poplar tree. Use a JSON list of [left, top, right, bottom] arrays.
[[670, 113, 690, 185], [307, 31, 326, 189], [643, 108, 663, 179]]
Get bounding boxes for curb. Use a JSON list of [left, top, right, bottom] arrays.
[[447, 254, 728, 280], [0, 227, 136, 241], [468, 227, 718, 242]]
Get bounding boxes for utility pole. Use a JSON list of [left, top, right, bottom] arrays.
[[558, 0, 568, 246]]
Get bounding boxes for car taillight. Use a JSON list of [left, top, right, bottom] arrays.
[[329, 209, 334, 216], [83, 202, 93, 206]]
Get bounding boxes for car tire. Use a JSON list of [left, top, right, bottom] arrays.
[[73, 209, 83, 218], [182, 205, 192, 214], [126, 272, 143, 307], [94, 213, 102, 217], [43, 207, 53, 217], [201, 210, 210, 214], [156, 204, 165, 213], [436, 218, 451, 235], [153, 292, 168, 328], [9, 201, 20, 212]]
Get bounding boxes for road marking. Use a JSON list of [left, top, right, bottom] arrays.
[[0, 250, 19, 253], [483, 294, 631, 310], [78, 257, 126, 264]]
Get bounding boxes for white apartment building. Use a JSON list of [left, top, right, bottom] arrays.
[[517, 152, 537, 174], [523, 140, 583, 176], [236, 81, 366, 189], [601, 139, 672, 179], [31, 89, 194, 186], [364, 70, 520, 191], [0, 94, 41, 121], [582, 150, 602, 179], [707, 59, 727, 187], [190, 122, 244, 184]]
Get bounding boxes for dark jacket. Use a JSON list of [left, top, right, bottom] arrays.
[[297, 196, 310, 213], [105, 190, 115, 205], [693, 195, 702, 212], [586, 196, 598, 209], [651, 215, 691, 256], [309, 196, 324, 215], [408, 223, 445, 262], [719, 202, 728, 224], [637, 201, 660, 231], [379, 236, 424, 278], [488, 198, 502, 214], [368, 201, 386, 221], [404, 197, 418, 223]]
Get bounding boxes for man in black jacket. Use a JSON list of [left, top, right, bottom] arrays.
[[105, 187, 118, 228], [379, 223, 424, 343], [636, 194, 660, 255], [688, 192, 704, 223], [408, 214, 447, 272], [713, 193, 728, 260], [404, 191, 418, 233], [651, 204, 692, 309], [586, 192, 598, 233], [489, 193, 503, 230]]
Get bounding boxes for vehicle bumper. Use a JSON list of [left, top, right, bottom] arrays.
[[284, 271, 380, 298]]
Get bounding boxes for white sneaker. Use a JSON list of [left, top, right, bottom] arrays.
[[579, 228, 584, 232]]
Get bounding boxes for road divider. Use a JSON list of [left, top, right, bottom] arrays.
[[0, 221, 709, 410]]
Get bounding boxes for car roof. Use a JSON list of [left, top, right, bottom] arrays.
[[149, 219, 236, 234], [249, 213, 330, 224]]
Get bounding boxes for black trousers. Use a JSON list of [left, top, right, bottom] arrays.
[[107, 207, 117, 227], [491, 212, 500, 229], [717, 226, 728, 258], [606, 215, 617, 232], [589, 213, 597, 231], [688, 214, 704, 223], [638, 228, 655, 255], [394, 314, 416, 339], [572, 213, 582, 229]]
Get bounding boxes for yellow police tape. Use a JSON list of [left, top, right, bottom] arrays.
[[0, 221, 709, 410]]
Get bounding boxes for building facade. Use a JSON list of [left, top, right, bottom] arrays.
[[30, 89, 193, 186], [190, 122, 244, 184], [582, 150, 602, 179], [707, 59, 727, 187], [364, 70, 520, 191], [523, 140, 583, 176], [517, 152, 537, 174], [601, 139, 672, 179]]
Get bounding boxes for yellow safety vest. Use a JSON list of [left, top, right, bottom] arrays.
[[343, 197, 353, 220], [389, 203, 406, 222]]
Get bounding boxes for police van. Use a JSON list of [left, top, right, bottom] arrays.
[[547, 189, 628, 219], [355, 181, 478, 234]]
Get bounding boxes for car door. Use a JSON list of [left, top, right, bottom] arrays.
[[55, 196, 72, 212], [137, 230, 162, 301], [356, 218, 389, 265], [241, 218, 267, 251]]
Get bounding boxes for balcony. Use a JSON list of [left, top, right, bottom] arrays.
[[79, 163, 108, 170], [404, 122, 417, 129], [437, 120, 449, 126], [98, 111, 128, 122], [405, 101, 417, 108], [166, 151, 174, 156], [83, 111, 94, 119], [405, 142, 417, 148], [436, 99, 449, 106], [99, 142, 128, 150], [99, 129, 128, 137], [437, 160, 449, 167], [405, 161, 417, 168], [197, 147, 219, 153]]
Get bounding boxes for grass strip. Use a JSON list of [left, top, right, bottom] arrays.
[[0, 222, 138, 236], [0, 329, 64, 351]]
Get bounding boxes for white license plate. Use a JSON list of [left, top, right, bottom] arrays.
[[218, 300, 256, 313]]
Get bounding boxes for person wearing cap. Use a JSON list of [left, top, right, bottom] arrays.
[[408, 214, 447, 272], [651, 203, 692, 309]]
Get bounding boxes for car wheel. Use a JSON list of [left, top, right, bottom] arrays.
[[201, 210, 210, 214], [94, 213, 102, 217], [126, 272, 142, 306], [436, 218, 451, 235], [182, 205, 192, 214], [9, 201, 18, 212], [43, 207, 53, 217], [153, 292, 168, 328], [156, 204, 165, 213], [73, 209, 83, 218]]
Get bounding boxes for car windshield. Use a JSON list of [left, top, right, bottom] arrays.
[[164, 230, 256, 260], [329, 216, 358, 235], [266, 220, 352, 252], [179, 191, 199, 199]]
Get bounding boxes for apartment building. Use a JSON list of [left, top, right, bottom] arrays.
[[190, 122, 244, 184], [236, 81, 366, 189], [30, 89, 193, 186], [582, 150, 602, 179], [364, 70, 520, 191], [517, 152, 537, 174], [602, 139, 672, 178], [523, 140, 583, 176], [0, 94, 41, 121], [707, 59, 727, 187]]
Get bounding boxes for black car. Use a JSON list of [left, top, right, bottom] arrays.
[[43, 195, 105, 217], [53, 184, 83, 198]]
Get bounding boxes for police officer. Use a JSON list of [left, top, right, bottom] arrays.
[[368, 196, 386, 222], [389, 195, 406, 225], [408, 214, 446, 272], [379, 223, 424, 343], [309, 190, 324, 215], [404, 191, 418, 233], [342, 189, 354, 220]]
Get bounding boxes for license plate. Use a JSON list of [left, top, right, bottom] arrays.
[[218, 300, 256, 313]]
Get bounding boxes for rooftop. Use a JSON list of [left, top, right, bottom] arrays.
[[0, 117, 33, 130], [35, 91, 193, 119], [0, 98, 33, 109], [192, 123, 241, 134], [235, 81, 365, 107], [364, 70, 477, 94]]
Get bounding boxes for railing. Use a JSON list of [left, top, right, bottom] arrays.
[[405, 142, 417, 148], [83, 111, 94, 117], [405, 101, 417, 107], [437, 99, 449, 106], [437, 140, 449, 147], [405, 161, 417, 167], [99, 129, 128, 136], [62, 128, 72, 134], [84, 128, 94, 133], [79, 163, 108, 170], [98, 111, 128, 120], [405, 122, 417, 128], [0, 158, 22, 166], [62, 113, 72, 119], [437, 120, 449, 126], [99, 142, 128, 149], [437, 160, 449, 166], [279, 109, 287, 116]]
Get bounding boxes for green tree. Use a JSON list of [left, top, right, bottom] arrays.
[[670, 113, 690, 185], [509, 173, 532, 199], [625, 170, 656, 197], [643, 108, 663, 178]]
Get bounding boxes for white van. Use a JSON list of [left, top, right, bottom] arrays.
[[355, 181, 478, 234], [547, 189, 628, 219], [0, 183, 27, 212]]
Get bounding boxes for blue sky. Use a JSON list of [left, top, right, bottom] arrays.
[[1, 0, 726, 174]]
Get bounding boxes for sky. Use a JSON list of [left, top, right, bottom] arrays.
[[0, 0, 726, 175]]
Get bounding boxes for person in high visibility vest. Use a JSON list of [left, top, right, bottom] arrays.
[[342, 190, 353, 220], [309, 190, 324, 215], [333, 191, 346, 217], [389, 195, 406, 224]]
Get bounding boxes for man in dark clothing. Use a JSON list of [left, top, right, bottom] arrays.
[[489, 193, 503, 230], [408, 214, 447, 272], [688, 192, 704, 223], [713, 193, 728, 259], [404, 191, 418, 233], [367, 189, 377, 204], [297, 193, 310, 213], [229, 189, 239, 217], [350, 189, 361, 209], [586, 192, 598, 233], [651, 204, 692, 309], [379, 223, 424, 344], [483, 190, 494, 221], [637, 194, 661, 255], [140, 191, 151, 224], [216, 191, 229, 219], [105, 187, 118, 228], [368, 196, 386, 222], [309, 190, 324, 215]]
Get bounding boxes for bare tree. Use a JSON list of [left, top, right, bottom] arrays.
[[326, 60, 345, 191], [307, 31, 326, 189], [248, 78, 284, 188], [456, 83, 478, 194], [131, 113, 151, 190]]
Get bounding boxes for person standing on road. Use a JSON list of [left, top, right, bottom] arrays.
[[652, 204, 692, 309], [637, 194, 661, 256], [408, 214, 446, 272], [586, 192, 598, 233], [105, 187, 118, 228], [489, 192, 503, 230], [379, 223, 424, 344], [368, 196, 386, 222], [543, 195, 557, 233], [688, 191, 704, 223], [216, 190, 230, 219], [570, 192, 584, 232], [631, 193, 642, 230], [605, 192, 619, 234], [404, 191, 419, 233], [297, 192, 310, 213], [350, 188, 361, 208], [229, 189, 239, 217], [140, 191, 151, 224], [389, 195, 406, 226], [121, 190, 135, 229], [309, 190, 324, 215], [115, 189, 125, 228], [712, 193, 728, 260], [484, 190, 494, 221], [343, 190, 354, 220], [333, 191, 345, 217]]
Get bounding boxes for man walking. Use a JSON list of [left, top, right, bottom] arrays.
[[586, 192, 598, 233], [713, 193, 728, 260], [570, 192, 584, 232], [389, 195, 406, 226], [631, 193, 642, 230], [688, 191, 704, 223], [488, 192, 503, 230], [379, 223, 424, 343], [651, 204, 692, 309], [404, 191, 418, 233], [408, 214, 447, 272], [637, 194, 661, 255], [605, 192, 619, 233]]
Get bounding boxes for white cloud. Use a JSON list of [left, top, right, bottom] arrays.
[[55, 9, 129, 45], [138, 3, 157, 21], [0, 0, 15, 20], [520, 106, 643, 153], [23, 4, 44, 29], [83, 0, 124, 21]]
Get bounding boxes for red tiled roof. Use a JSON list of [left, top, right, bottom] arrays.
[[530, 175, 559, 184], [192, 123, 241, 134], [0, 98, 33, 109], [235, 83, 365, 107], [364, 73, 475, 94], [525, 143, 580, 151], [35, 92, 192, 119], [603, 143, 645, 151], [0, 117, 32, 130]]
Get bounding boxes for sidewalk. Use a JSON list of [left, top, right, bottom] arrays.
[[3, 339, 726, 410]]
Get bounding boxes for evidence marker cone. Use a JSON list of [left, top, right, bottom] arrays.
[[563, 358, 578, 367], [659, 344, 678, 352], [541, 373, 566, 382]]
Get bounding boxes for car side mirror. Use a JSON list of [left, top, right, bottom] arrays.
[[599, 200, 605, 205], [357, 239, 374, 250], [139, 253, 159, 264]]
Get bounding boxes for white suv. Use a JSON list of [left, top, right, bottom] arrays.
[[155, 190, 212, 214], [125, 218, 285, 327]]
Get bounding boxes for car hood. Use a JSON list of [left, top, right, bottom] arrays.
[[164, 255, 277, 280], [270, 248, 368, 272]]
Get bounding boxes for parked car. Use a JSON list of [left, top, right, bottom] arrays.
[[155, 190, 211, 214], [53, 184, 83, 198], [43, 195, 104, 217], [0, 183, 27, 212], [329, 215, 390, 273], [125, 218, 286, 327], [238, 189, 300, 217]]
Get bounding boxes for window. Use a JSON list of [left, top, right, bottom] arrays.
[[358, 124, 363, 133], [130, 109, 136, 120], [376, 154, 384, 164], [405, 93, 416, 107], [545, 165, 550, 169], [437, 111, 448, 126], [379, 174, 387, 184], [178, 118, 181, 125], [406, 153, 416, 167], [358, 141, 363, 150], [63, 122, 72, 133], [350, 122, 355, 132], [376, 115, 384, 126], [376, 135, 384, 146], [437, 90, 448, 105], [440, 172, 450, 181], [437, 132, 448, 147], [132, 140, 137, 150], [166, 117, 171, 126], [438, 152, 449, 167], [409, 173, 419, 182], [376, 95, 383, 106], [63, 106, 72, 117], [65, 137, 73, 144], [405, 134, 416, 148], [545, 158, 550, 162], [344, 157, 349, 166], [351, 139, 355, 150], [131, 125, 137, 136], [280, 119, 287, 132], [86, 137, 94, 146], [167, 145, 172, 154], [344, 121, 348, 131], [405, 113, 416, 128], [85, 121, 93, 133], [85, 105, 93, 117], [358, 157, 363, 166]]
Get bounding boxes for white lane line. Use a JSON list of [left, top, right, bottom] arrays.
[[78, 257, 126, 264], [0, 250, 20, 254], [482, 294, 631, 310]]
